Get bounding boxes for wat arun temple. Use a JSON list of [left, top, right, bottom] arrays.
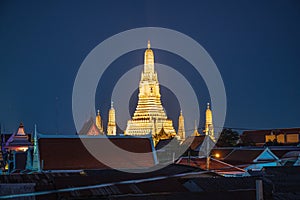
[[125, 41, 177, 141], [84, 41, 215, 145]]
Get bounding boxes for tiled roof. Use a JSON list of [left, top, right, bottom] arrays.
[[282, 151, 300, 158], [3, 123, 32, 148], [210, 148, 234, 159], [1, 133, 32, 144], [223, 149, 264, 165], [176, 156, 245, 174], [268, 146, 300, 158], [155, 138, 173, 150], [79, 117, 103, 135], [271, 149, 293, 158], [220, 148, 279, 169], [241, 130, 267, 145], [83, 163, 212, 181], [211, 146, 300, 160], [212, 147, 300, 168], [155, 138, 181, 152], [39, 136, 156, 170], [181, 136, 205, 151]]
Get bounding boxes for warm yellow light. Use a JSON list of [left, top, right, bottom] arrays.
[[17, 147, 28, 152], [80, 171, 86, 176], [215, 153, 220, 158]]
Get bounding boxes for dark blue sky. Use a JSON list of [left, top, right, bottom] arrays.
[[1, 0, 300, 134]]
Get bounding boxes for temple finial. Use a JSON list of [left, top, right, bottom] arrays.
[[207, 102, 210, 109], [147, 40, 151, 49], [97, 109, 100, 115], [107, 101, 116, 135]]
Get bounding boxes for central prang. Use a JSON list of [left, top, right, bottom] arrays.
[[125, 41, 177, 145]]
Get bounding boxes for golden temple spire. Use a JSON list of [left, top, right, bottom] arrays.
[[96, 109, 104, 133], [205, 102, 215, 142], [107, 101, 116, 135], [205, 103, 212, 132], [125, 41, 176, 142], [177, 110, 185, 140], [193, 120, 200, 136], [144, 40, 154, 74]]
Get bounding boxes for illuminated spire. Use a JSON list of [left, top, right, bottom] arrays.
[[205, 102, 215, 142], [96, 109, 104, 133], [177, 110, 186, 140], [193, 120, 200, 136], [125, 41, 176, 143], [205, 103, 212, 132], [144, 40, 155, 74], [107, 101, 116, 135]]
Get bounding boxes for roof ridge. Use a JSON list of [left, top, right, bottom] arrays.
[[223, 148, 236, 160], [210, 157, 246, 172]]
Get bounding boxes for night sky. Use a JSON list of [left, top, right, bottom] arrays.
[[1, 0, 300, 134]]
